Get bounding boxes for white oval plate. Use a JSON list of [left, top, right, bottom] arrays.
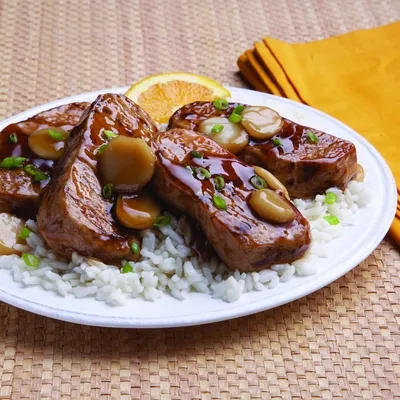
[[0, 87, 396, 328]]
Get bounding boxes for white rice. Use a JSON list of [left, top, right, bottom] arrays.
[[0, 179, 371, 305]]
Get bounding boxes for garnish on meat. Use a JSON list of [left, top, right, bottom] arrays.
[[168, 101, 359, 198]]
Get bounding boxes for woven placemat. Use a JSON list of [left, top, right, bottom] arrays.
[[0, 1, 399, 399]]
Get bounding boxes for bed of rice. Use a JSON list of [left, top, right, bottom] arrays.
[[0, 179, 371, 305]]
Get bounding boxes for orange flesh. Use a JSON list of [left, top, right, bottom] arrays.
[[137, 81, 214, 123]]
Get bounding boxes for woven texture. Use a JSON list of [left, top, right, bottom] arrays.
[[0, 1, 399, 399]]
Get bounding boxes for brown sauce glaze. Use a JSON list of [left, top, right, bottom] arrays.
[[75, 94, 157, 172], [0, 102, 89, 217], [151, 129, 311, 272], [37, 94, 158, 262], [168, 101, 358, 198]]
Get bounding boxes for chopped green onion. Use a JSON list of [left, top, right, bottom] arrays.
[[18, 227, 31, 240], [214, 175, 225, 190], [24, 164, 49, 182], [272, 138, 282, 146], [121, 262, 133, 273], [323, 215, 340, 225], [228, 112, 242, 124], [212, 194, 227, 210], [97, 144, 108, 155], [22, 253, 39, 268], [9, 133, 18, 143], [190, 150, 203, 159], [250, 175, 267, 189], [184, 163, 195, 174], [306, 131, 319, 143], [232, 105, 245, 115], [213, 98, 229, 110], [48, 129, 64, 141], [325, 192, 337, 205], [0, 157, 26, 169], [130, 241, 140, 254], [153, 215, 171, 228], [196, 167, 211, 179], [33, 171, 49, 182], [102, 183, 113, 199], [104, 129, 118, 140], [24, 164, 38, 176], [211, 124, 224, 134]]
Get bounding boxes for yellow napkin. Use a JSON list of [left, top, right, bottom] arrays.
[[238, 21, 400, 244]]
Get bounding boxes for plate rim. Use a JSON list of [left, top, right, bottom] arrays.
[[0, 86, 396, 328]]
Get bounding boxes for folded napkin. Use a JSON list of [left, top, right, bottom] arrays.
[[238, 21, 400, 245]]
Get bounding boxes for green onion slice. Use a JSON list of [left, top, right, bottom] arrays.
[[196, 167, 211, 179], [325, 192, 337, 205], [104, 130, 118, 140], [228, 112, 242, 124], [211, 124, 224, 134], [48, 129, 64, 141], [130, 242, 139, 255], [102, 183, 113, 199], [122, 262, 133, 273], [0, 157, 26, 169], [184, 163, 195, 174], [250, 175, 267, 190], [18, 227, 31, 240], [272, 138, 282, 146], [33, 172, 49, 182], [22, 253, 39, 268], [24, 164, 49, 182], [97, 144, 108, 155], [213, 98, 229, 110], [212, 194, 227, 210], [153, 215, 171, 228], [190, 150, 203, 159], [214, 175, 225, 190], [323, 215, 340, 225], [232, 105, 245, 115], [24, 164, 38, 176], [307, 131, 319, 143], [9, 133, 18, 143]]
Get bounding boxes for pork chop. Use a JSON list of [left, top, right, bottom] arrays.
[[0, 102, 89, 218], [37, 94, 158, 261], [168, 101, 358, 198], [151, 128, 311, 272]]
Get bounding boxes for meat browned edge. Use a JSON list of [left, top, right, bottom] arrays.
[[37, 94, 158, 261], [151, 128, 311, 272], [0, 102, 89, 218], [169, 102, 358, 198]]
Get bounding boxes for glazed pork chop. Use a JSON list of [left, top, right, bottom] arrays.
[[168, 101, 358, 198], [151, 128, 311, 272], [0, 102, 89, 218], [37, 94, 158, 261]]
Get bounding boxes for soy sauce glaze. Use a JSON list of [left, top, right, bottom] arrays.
[[155, 130, 302, 239], [0, 102, 90, 186], [169, 101, 350, 163], [78, 95, 158, 172]]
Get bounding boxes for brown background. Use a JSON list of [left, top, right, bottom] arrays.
[[0, 1, 399, 399]]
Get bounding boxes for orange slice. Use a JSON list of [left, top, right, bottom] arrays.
[[125, 72, 231, 124]]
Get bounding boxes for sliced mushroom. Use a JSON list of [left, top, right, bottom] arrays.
[[241, 106, 283, 140], [28, 127, 69, 160], [198, 117, 249, 154], [253, 166, 290, 199], [249, 189, 295, 224], [116, 194, 161, 230], [0, 213, 25, 255], [100, 136, 156, 193]]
